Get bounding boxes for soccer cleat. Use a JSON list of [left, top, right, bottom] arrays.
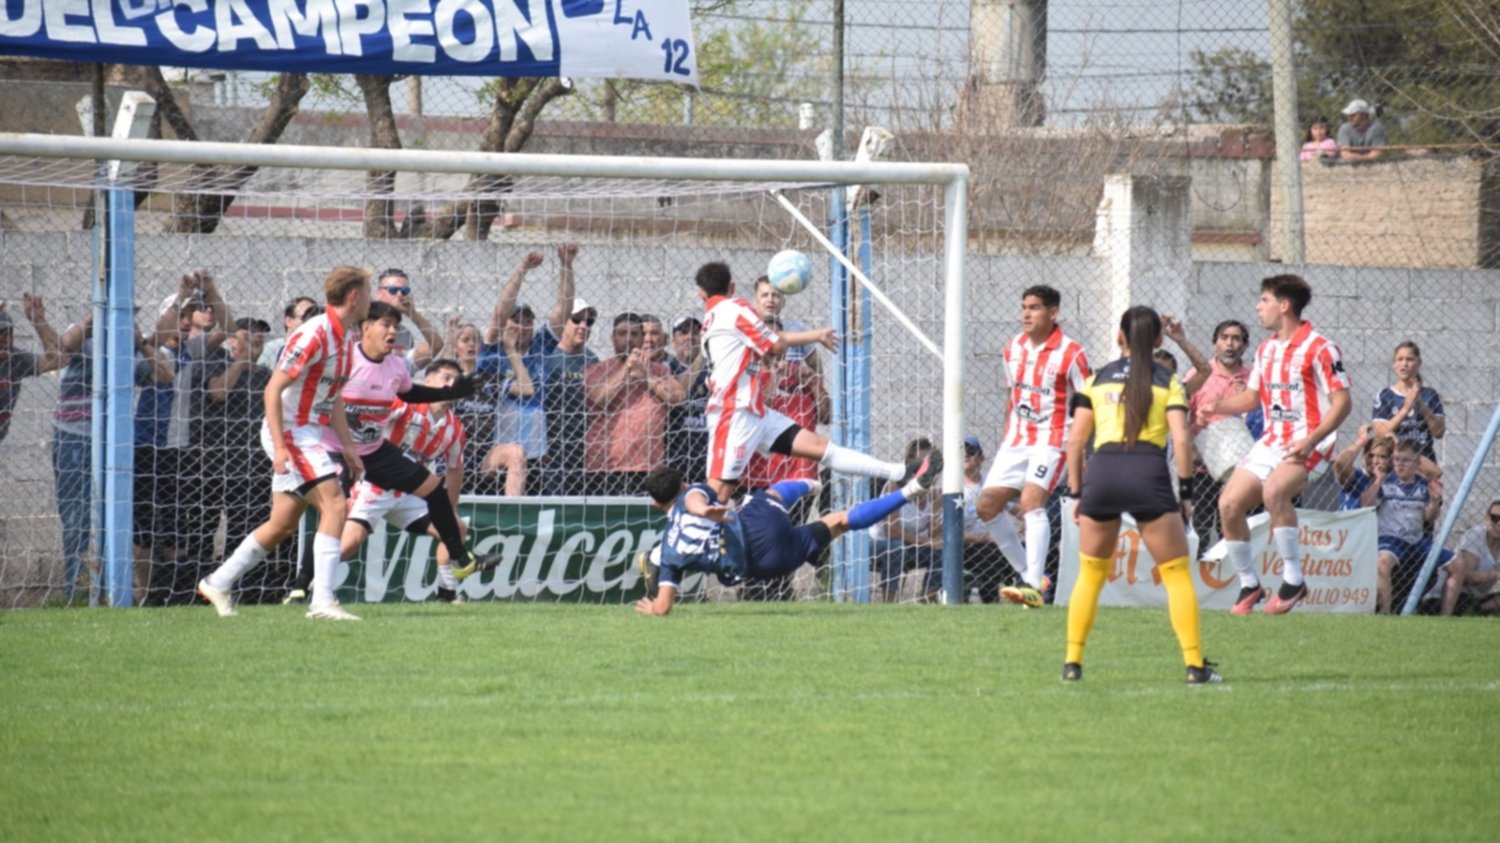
[[638, 551, 660, 599], [1264, 581, 1309, 615], [306, 601, 361, 621], [197, 579, 237, 617], [435, 587, 464, 605], [1061, 662, 1083, 682], [1186, 660, 1224, 685], [913, 448, 943, 491], [901, 448, 936, 484], [1000, 575, 1051, 609], [281, 588, 307, 606], [452, 551, 501, 583], [1231, 584, 1267, 616]]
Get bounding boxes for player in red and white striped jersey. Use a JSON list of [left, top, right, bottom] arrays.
[[1205, 274, 1352, 615], [340, 359, 473, 603], [975, 286, 1092, 607], [199, 265, 370, 621], [695, 261, 920, 504]]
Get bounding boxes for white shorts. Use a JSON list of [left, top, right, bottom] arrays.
[[706, 407, 798, 482], [983, 445, 1066, 494], [347, 482, 428, 531], [1237, 437, 1333, 482], [261, 421, 340, 496]]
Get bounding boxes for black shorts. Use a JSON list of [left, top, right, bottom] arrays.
[[1078, 445, 1179, 523], [360, 441, 432, 495]]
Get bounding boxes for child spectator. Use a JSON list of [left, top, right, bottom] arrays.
[[1362, 439, 1443, 614], [1299, 115, 1338, 162]]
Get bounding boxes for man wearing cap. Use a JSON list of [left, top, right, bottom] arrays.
[[482, 249, 557, 494], [667, 315, 710, 481], [1337, 99, 1386, 161], [0, 294, 65, 446], [375, 268, 443, 371]]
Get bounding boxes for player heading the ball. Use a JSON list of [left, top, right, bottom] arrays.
[[693, 260, 930, 503]]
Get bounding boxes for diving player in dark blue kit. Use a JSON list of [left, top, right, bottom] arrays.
[[634, 450, 943, 616]]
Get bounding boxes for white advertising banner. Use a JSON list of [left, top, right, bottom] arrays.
[[1057, 508, 1378, 614]]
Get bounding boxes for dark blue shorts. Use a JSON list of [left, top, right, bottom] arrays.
[[738, 491, 828, 581]]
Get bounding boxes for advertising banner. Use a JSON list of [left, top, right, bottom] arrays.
[[0, 1, 699, 84], [1057, 508, 1378, 614], [335, 494, 696, 604]]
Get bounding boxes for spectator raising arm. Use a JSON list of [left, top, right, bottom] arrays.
[[546, 242, 580, 339], [487, 251, 545, 343], [1161, 315, 1211, 394], [20, 294, 66, 373], [403, 290, 441, 368]]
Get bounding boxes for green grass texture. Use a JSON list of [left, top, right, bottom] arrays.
[[3, 602, 1497, 842]]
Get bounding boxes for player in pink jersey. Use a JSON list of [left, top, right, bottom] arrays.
[[975, 285, 1091, 608], [282, 305, 492, 607], [339, 359, 472, 604], [1205, 274, 1352, 615], [694, 261, 926, 505], [198, 266, 369, 621]]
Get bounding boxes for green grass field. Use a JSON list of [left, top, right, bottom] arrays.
[[3, 602, 1497, 841]]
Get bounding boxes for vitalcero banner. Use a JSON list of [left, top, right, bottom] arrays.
[[0, 1, 698, 84]]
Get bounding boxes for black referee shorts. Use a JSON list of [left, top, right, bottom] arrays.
[[1078, 444, 1180, 524]]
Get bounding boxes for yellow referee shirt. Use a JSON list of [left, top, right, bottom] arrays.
[[1072, 358, 1188, 449]]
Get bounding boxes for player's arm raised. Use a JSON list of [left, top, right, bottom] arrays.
[[774, 326, 837, 354]]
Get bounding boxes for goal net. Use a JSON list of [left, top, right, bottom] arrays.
[[0, 134, 968, 609]]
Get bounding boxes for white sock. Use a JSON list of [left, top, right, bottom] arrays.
[[1023, 508, 1050, 589], [1226, 540, 1258, 588], [1274, 526, 1303, 586], [437, 563, 457, 591], [311, 532, 342, 606], [205, 535, 268, 591], [820, 443, 905, 481], [981, 513, 1027, 576]]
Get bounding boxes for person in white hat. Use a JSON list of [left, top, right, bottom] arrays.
[[1336, 99, 1386, 161]]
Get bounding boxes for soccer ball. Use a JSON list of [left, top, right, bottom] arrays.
[[766, 249, 812, 296]]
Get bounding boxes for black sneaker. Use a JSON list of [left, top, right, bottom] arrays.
[[1061, 662, 1083, 682], [901, 446, 937, 484], [913, 448, 943, 491], [435, 587, 463, 604], [1186, 660, 1224, 685]]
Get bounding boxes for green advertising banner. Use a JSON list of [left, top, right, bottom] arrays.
[[332, 495, 696, 604]]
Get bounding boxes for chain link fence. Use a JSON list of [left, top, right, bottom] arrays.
[[2, 0, 1497, 611]]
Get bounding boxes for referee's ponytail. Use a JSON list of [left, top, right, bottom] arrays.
[[1121, 306, 1162, 449]]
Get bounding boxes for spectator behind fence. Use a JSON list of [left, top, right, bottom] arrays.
[[374, 268, 443, 370], [1300, 115, 1338, 162], [1371, 341, 1444, 463], [962, 435, 1016, 603], [583, 312, 684, 497], [1333, 424, 1440, 510], [483, 249, 567, 495], [1440, 500, 1500, 616], [0, 295, 65, 444], [446, 319, 506, 495], [136, 272, 230, 603], [258, 295, 317, 369], [53, 309, 173, 600], [753, 274, 821, 372], [870, 437, 943, 603], [1362, 439, 1444, 614], [666, 315, 710, 482], [540, 297, 598, 496], [1183, 319, 1251, 547], [1337, 99, 1387, 161], [187, 317, 284, 603]]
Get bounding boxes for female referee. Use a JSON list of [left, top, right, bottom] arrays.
[[1061, 306, 1222, 684]]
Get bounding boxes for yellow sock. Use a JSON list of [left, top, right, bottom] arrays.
[[1159, 556, 1204, 668], [1065, 554, 1111, 664]]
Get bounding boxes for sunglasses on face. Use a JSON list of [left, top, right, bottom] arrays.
[[1490, 514, 1500, 524], [382, 286, 411, 296], [570, 314, 596, 327]]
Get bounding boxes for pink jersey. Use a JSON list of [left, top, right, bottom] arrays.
[[387, 399, 466, 471], [275, 310, 352, 428], [1246, 321, 1350, 449], [1001, 325, 1091, 449], [701, 295, 777, 417], [323, 343, 412, 456]]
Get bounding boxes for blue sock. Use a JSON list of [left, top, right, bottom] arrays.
[[768, 479, 815, 508], [847, 489, 910, 531]]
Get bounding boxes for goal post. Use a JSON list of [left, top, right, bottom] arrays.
[[0, 130, 970, 607]]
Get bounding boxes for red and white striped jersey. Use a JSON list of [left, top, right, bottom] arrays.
[[387, 399, 466, 472], [274, 309, 352, 428], [701, 295, 778, 417], [1001, 325, 1091, 449], [1246, 321, 1350, 449]]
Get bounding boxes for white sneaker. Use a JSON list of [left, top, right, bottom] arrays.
[[197, 579, 237, 617], [306, 601, 361, 621]]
